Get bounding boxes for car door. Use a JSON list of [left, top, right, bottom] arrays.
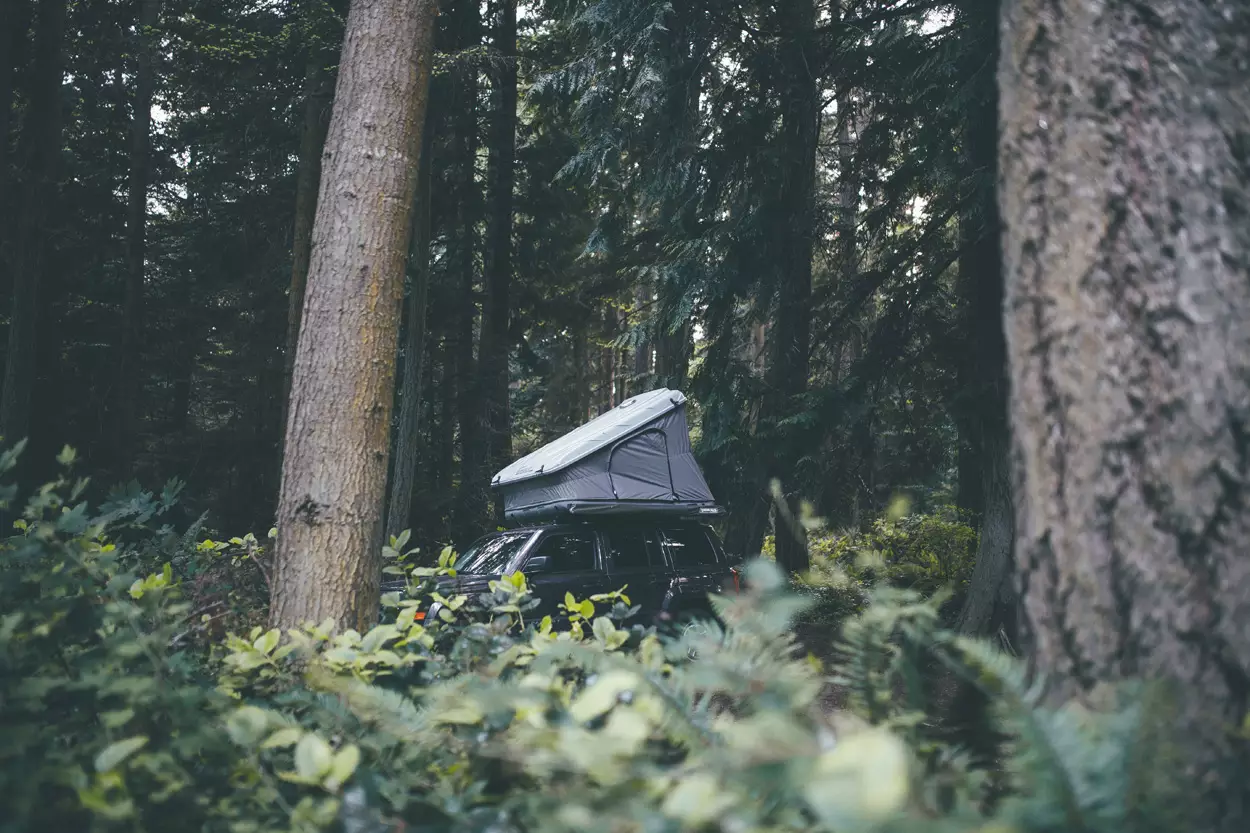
[[517, 528, 604, 625], [600, 526, 665, 625]]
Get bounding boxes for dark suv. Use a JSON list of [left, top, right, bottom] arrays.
[[407, 520, 738, 628]]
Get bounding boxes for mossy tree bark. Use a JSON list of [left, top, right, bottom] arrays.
[[281, 47, 335, 434], [271, 0, 440, 632], [1000, 0, 1250, 826]]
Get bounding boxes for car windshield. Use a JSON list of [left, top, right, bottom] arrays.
[[457, 532, 532, 575]]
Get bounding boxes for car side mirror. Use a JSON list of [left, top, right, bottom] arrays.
[[524, 555, 552, 574]]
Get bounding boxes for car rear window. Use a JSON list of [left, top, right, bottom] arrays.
[[661, 526, 718, 568], [604, 529, 658, 571], [528, 532, 597, 573]]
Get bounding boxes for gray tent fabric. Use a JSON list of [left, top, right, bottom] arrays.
[[492, 388, 723, 523]]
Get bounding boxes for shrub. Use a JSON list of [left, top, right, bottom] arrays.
[[0, 448, 1187, 833], [765, 504, 978, 633]]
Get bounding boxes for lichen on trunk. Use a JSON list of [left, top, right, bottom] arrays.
[[999, 0, 1250, 826], [271, 0, 441, 633]]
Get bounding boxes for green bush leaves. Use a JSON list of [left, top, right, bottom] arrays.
[[0, 450, 1191, 833]]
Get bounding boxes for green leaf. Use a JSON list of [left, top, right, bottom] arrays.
[[360, 624, 399, 653], [226, 706, 271, 747], [436, 703, 483, 725], [592, 616, 628, 650], [569, 670, 637, 723], [324, 745, 361, 791], [253, 628, 280, 655], [294, 733, 334, 781], [100, 709, 135, 730], [94, 736, 149, 772], [663, 772, 735, 826], [804, 727, 911, 826], [261, 727, 304, 750]]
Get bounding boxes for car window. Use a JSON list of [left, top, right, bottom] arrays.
[[527, 532, 597, 573], [458, 532, 531, 574], [605, 529, 656, 572], [661, 526, 718, 568]]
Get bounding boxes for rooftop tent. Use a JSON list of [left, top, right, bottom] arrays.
[[491, 388, 724, 524]]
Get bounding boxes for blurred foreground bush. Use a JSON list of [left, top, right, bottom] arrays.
[[0, 448, 1184, 832]]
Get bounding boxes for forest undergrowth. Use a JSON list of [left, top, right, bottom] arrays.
[[0, 448, 1190, 833]]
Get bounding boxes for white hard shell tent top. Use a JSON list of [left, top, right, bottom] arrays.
[[491, 388, 724, 524]]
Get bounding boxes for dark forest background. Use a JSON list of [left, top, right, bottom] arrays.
[[0, 0, 1006, 585]]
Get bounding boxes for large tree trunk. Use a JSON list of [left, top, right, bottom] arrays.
[[1000, 0, 1250, 827], [1, 0, 66, 453], [763, 0, 819, 575], [479, 0, 516, 521], [385, 125, 433, 541], [115, 0, 161, 465], [271, 0, 440, 632], [954, 0, 1014, 639], [281, 46, 335, 431]]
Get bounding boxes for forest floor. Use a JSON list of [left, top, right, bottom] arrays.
[[794, 620, 850, 713], [795, 620, 962, 717]]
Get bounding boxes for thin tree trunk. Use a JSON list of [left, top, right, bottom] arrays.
[[632, 281, 652, 391], [450, 0, 483, 544], [572, 318, 588, 424], [281, 47, 335, 429], [271, 0, 440, 632], [117, 0, 161, 464], [479, 0, 515, 521], [615, 306, 627, 402], [603, 305, 617, 410], [764, 0, 819, 575], [1, 0, 66, 453], [955, 412, 1013, 636], [0, 0, 26, 238], [385, 125, 433, 541], [954, 0, 1014, 638], [435, 332, 456, 495], [1000, 0, 1250, 827]]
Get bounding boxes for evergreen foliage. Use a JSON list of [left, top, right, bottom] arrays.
[[0, 0, 1002, 557]]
